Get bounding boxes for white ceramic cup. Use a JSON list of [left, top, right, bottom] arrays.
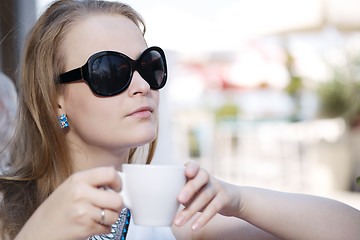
[[118, 164, 186, 226]]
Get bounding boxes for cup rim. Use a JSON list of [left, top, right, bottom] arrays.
[[122, 163, 185, 169]]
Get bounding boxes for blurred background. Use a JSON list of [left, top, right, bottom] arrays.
[[1, 0, 360, 209]]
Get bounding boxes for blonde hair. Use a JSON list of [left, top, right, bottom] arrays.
[[0, 0, 156, 238]]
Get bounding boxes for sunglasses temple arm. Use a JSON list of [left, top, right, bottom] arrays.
[[59, 67, 84, 83]]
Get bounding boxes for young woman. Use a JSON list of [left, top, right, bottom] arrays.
[[0, 0, 359, 239]]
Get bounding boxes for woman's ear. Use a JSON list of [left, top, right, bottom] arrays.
[[56, 91, 66, 116]]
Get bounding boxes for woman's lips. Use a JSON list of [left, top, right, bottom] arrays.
[[127, 106, 153, 119]]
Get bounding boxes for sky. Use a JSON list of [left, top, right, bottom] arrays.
[[36, 0, 328, 55], [116, 0, 323, 54], [34, 0, 360, 91], [36, 0, 245, 54]]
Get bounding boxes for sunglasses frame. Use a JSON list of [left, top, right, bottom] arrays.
[[59, 46, 167, 96]]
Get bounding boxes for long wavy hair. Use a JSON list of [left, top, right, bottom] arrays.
[[0, 0, 157, 238]]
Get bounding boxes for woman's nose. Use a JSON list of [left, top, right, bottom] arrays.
[[127, 71, 151, 96]]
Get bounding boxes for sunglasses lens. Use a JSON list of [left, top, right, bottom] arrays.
[[90, 55, 131, 95], [87, 48, 166, 96], [139, 49, 166, 89]]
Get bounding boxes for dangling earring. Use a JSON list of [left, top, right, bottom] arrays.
[[58, 114, 69, 129]]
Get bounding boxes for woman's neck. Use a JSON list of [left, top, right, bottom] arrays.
[[69, 143, 130, 173]]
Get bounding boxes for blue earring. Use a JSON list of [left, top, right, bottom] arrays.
[[58, 114, 69, 129]]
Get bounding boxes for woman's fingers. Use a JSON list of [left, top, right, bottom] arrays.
[[62, 197, 116, 237], [178, 167, 209, 204], [175, 165, 214, 226], [91, 187, 124, 212], [184, 161, 200, 179], [72, 167, 123, 192], [19, 167, 125, 240], [66, 168, 124, 213], [91, 207, 120, 226], [175, 163, 236, 231], [189, 194, 227, 231], [64, 167, 124, 235], [175, 181, 216, 225]]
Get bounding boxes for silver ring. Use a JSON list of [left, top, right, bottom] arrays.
[[100, 209, 105, 225]]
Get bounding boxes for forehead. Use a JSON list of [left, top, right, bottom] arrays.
[[61, 14, 147, 71]]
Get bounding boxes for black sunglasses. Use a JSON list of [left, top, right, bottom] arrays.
[[59, 46, 167, 96]]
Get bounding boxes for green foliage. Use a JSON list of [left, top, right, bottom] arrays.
[[357, 176, 360, 186], [317, 79, 350, 118], [188, 129, 200, 158], [215, 103, 240, 123], [285, 76, 302, 96], [317, 66, 360, 126]]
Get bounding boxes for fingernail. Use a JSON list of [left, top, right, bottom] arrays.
[[174, 215, 185, 226], [192, 222, 201, 231]]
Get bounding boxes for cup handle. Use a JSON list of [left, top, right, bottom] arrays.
[[117, 171, 131, 208]]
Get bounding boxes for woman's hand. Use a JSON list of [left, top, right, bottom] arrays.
[[15, 167, 124, 240], [173, 161, 241, 231]]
